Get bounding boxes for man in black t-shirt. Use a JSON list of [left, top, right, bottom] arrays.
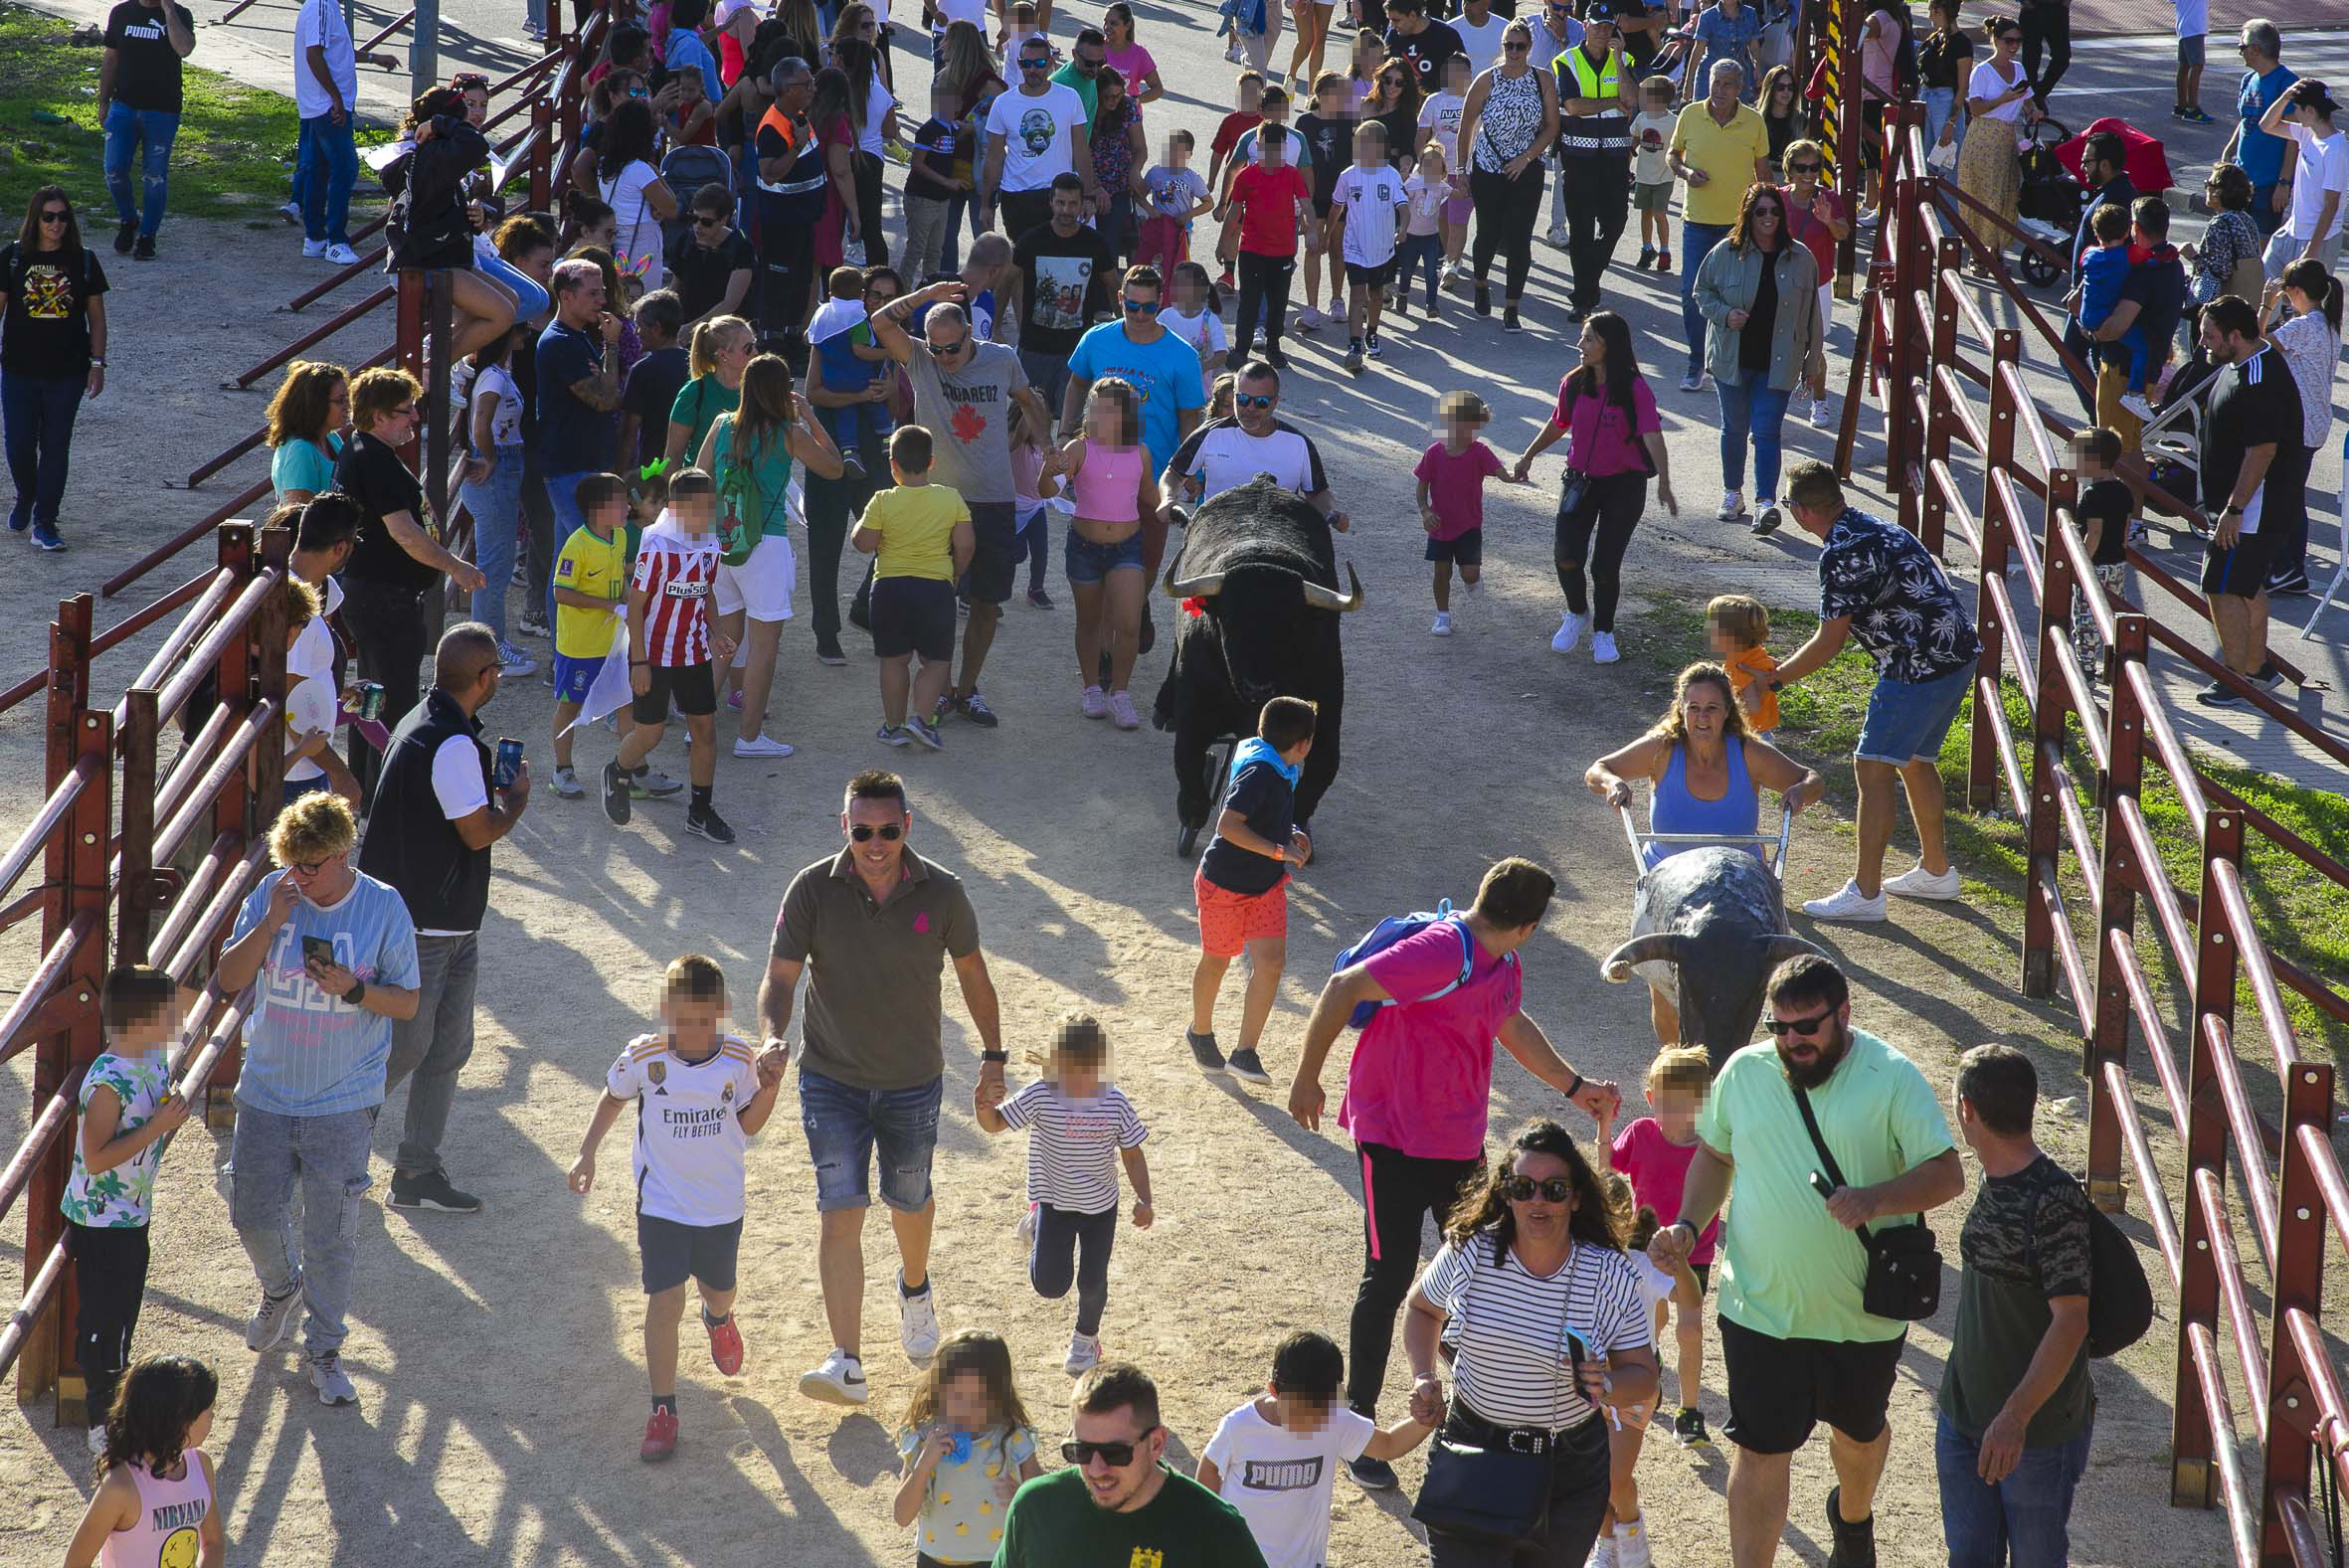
[[99, 0, 196, 258], [1009, 174, 1115, 417], [2193, 295, 2300, 703], [1384, 0, 1465, 96], [665, 187, 757, 329]]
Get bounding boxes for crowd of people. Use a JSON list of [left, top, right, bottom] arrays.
[[19, 0, 2338, 1566]]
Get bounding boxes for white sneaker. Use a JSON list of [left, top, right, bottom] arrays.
[[1296, 305, 1326, 331], [1750, 500, 1784, 537], [551, 765, 584, 798], [1612, 1517, 1654, 1568], [1802, 878, 1889, 922], [87, 1423, 106, 1455], [1810, 396, 1834, 428], [1064, 1332, 1103, 1376], [1592, 630, 1620, 664], [278, 199, 302, 224], [1016, 1202, 1039, 1250], [899, 1274, 942, 1364], [1544, 227, 1569, 250], [323, 242, 362, 267], [1551, 610, 1586, 654], [1080, 684, 1109, 720], [1431, 610, 1453, 635], [733, 733, 795, 759], [1884, 863, 1964, 900], [799, 1346, 870, 1405], [1586, 1533, 1618, 1568], [301, 237, 329, 259], [2118, 391, 2154, 423], [1717, 488, 1746, 521]]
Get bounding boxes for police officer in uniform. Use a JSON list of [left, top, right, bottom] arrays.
[[1551, 1, 1632, 320]]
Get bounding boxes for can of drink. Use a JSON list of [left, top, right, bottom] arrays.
[[493, 737, 523, 789], [352, 681, 385, 721]]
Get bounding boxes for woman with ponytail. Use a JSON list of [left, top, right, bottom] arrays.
[[2259, 258, 2343, 594], [663, 314, 756, 468]]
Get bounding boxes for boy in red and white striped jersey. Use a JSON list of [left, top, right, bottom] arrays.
[[606, 468, 740, 844]]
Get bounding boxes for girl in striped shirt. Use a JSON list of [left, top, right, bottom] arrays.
[[976, 1012, 1154, 1378]]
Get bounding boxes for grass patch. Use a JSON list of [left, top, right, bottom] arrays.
[[1631, 594, 2349, 1058], [0, 3, 388, 223]]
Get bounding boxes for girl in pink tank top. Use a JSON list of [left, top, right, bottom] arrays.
[[1045, 379, 1158, 728], [65, 1354, 222, 1568]]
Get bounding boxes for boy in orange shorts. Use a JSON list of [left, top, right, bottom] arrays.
[[1186, 696, 1317, 1088]]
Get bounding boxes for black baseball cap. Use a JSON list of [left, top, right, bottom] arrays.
[[1585, 1, 1618, 19]]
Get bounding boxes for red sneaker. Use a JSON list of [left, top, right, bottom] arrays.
[[641, 1406, 679, 1462], [1654, 252, 1672, 273], [706, 1313, 745, 1377]]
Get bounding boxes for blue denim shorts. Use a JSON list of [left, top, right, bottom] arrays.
[[1065, 526, 1146, 586], [551, 652, 605, 703], [1856, 663, 1973, 766], [799, 1067, 943, 1213]]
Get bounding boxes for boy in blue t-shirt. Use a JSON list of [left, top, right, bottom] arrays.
[[808, 265, 896, 476], [1185, 696, 1318, 1086], [2072, 204, 2152, 399]]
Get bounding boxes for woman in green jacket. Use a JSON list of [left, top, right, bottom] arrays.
[[1694, 181, 1822, 538]]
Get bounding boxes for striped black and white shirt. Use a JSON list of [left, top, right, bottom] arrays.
[[996, 1082, 1149, 1214], [1420, 1234, 1653, 1430]]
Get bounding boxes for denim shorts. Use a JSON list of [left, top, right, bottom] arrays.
[[1856, 663, 1973, 766], [551, 652, 604, 703], [799, 1066, 943, 1213], [1065, 526, 1146, 586]]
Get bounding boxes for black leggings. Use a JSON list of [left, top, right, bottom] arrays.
[[2022, 4, 2071, 102], [1347, 1140, 1485, 1417], [851, 150, 889, 267], [801, 436, 882, 654], [1029, 1203, 1118, 1336], [1555, 471, 1648, 633], [1470, 162, 1547, 303], [71, 1221, 149, 1426], [1236, 251, 1297, 350]]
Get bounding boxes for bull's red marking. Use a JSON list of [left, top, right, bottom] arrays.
[[1182, 597, 1207, 617]]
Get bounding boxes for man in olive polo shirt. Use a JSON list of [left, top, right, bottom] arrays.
[[760, 769, 1006, 1410]]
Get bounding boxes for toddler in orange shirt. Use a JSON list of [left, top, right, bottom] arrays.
[[1709, 595, 1779, 734]]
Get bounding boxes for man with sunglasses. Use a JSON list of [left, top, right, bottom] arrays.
[[983, 39, 1096, 242], [762, 770, 1003, 1407], [1051, 25, 1111, 130], [1162, 361, 1348, 533], [1063, 266, 1207, 516], [216, 791, 422, 1409], [1648, 954, 1961, 1568], [994, 1362, 1268, 1565]]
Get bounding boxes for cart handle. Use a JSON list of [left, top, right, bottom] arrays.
[[1619, 805, 1796, 871]]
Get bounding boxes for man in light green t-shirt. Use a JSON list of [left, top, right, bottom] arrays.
[[1647, 954, 1963, 1568]]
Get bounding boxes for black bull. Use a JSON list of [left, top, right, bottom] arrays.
[[1149, 477, 1362, 835]]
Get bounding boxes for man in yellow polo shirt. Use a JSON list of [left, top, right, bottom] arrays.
[[1669, 58, 1773, 392]]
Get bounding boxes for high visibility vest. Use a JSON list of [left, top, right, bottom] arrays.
[[1554, 46, 1632, 156], [755, 103, 827, 197]]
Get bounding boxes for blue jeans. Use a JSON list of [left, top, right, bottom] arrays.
[[1398, 232, 1444, 310], [1934, 1410, 2092, 1568], [298, 112, 360, 245], [459, 445, 526, 638], [799, 1066, 943, 1213], [1018, 350, 1072, 425], [476, 247, 551, 322], [102, 102, 180, 238], [2, 371, 84, 529], [230, 1103, 377, 1356], [1715, 374, 1793, 498], [1680, 220, 1733, 376], [1922, 87, 1964, 150]]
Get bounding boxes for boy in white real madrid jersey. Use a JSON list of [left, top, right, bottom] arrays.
[[570, 955, 786, 1462]]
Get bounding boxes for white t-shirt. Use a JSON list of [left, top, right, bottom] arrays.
[[930, 0, 988, 32], [858, 78, 898, 157], [995, 1081, 1148, 1213], [1454, 12, 1512, 73], [1966, 59, 2028, 123], [1418, 1236, 1653, 1430], [2174, 0, 2209, 39], [288, 573, 343, 681], [1202, 1401, 1375, 1568], [1333, 163, 1406, 265], [1418, 91, 1467, 170], [474, 364, 524, 448], [1168, 418, 1328, 502], [283, 673, 338, 782], [1628, 1248, 1677, 1312], [1162, 304, 1228, 359], [2288, 123, 2349, 243], [431, 734, 489, 819], [987, 83, 1088, 193], [1404, 174, 1447, 236], [600, 160, 668, 288], [293, 0, 358, 120], [605, 1032, 762, 1225]]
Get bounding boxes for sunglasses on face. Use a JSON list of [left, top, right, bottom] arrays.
[[1790, 161, 1822, 174], [1751, 206, 1783, 218], [849, 821, 904, 842], [40, 209, 69, 223], [696, 214, 727, 227], [1764, 1008, 1836, 1037], [1062, 1439, 1143, 1466], [1020, 56, 1051, 70], [1123, 297, 1162, 313], [1503, 1175, 1576, 1203], [1236, 393, 1276, 409], [1505, 39, 1531, 52]]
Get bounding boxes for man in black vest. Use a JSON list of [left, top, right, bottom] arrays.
[[359, 622, 531, 1214]]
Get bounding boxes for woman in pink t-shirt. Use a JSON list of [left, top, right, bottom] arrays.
[[1102, 3, 1164, 104], [1512, 310, 1678, 667], [1285, 857, 1621, 1490]]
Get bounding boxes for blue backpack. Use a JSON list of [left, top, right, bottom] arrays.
[[1335, 901, 1485, 1029]]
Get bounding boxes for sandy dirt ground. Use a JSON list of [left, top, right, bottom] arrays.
[[0, 4, 2279, 1563]]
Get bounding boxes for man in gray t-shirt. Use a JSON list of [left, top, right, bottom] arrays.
[[871, 280, 1055, 727]]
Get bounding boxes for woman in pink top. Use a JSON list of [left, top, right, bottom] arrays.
[[1102, 3, 1164, 105], [65, 1354, 224, 1568], [1285, 857, 1620, 1489], [1046, 379, 1157, 729], [1512, 311, 1678, 667]]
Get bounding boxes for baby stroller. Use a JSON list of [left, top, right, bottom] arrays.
[[2014, 117, 2079, 288], [658, 142, 736, 258]]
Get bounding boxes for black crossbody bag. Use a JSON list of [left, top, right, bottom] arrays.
[[1794, 1086, 1943, 1321]]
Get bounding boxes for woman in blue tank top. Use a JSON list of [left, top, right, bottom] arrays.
[[1586, 662, 1821, 867]]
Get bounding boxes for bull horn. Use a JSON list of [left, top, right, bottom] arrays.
[[1166, 504, 1192, 531], [1599, 934, 1689, 983], [1301, 562, 1365, 613], [1753, 933, 1832, 969], [1163, 564, 1226, 601]]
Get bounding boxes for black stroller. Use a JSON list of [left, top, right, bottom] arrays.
[[2014, 117, 2080, 288]]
